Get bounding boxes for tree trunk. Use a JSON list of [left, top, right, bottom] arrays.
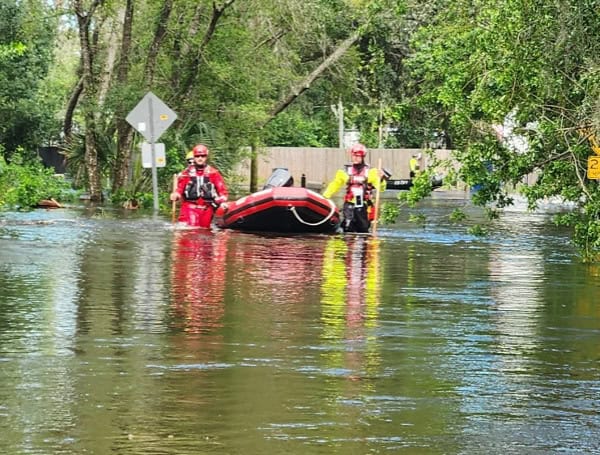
[[97, 11, 121, 108], [144, 0, 174, 87], [112, 0, 135, 192], [250, 141, 258, 193], [63, 75, 83, 140], [172, 4, 205, 89], [75, 0, 103, 202]]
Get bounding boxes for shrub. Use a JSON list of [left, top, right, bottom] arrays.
[[0, 153, 74, 209]]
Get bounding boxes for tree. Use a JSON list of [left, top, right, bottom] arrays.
[[54, 0, 408, 200], [0, 0, 58, 159], [73, 0, 104, 201], [406, 0, 600, 261]]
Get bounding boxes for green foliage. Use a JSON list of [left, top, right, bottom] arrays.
[[341, 0, 445, 149], [408, 213, 426, 224], [0, 42, 26, 59], [380, 201, 400, 224], [0, 153, 74, 209], [468, 224, 488, 237], [61, 126, 118, 191], [449, 208, 466, 223], [405, 0, 600, 261], [110, 187, 155, 210], [555, 199, 600, 263], [484, 207, 500, 220], [397, 169, 439, 207], [0, 0, 58, 157], [262, 109, 337, 147]]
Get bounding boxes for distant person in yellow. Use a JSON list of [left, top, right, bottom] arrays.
[[185, 151, 194, 167], [409, 153, 421, 178], [323, 143, 387, 233]]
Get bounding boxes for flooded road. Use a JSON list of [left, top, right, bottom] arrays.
[[1, 198, 599, 454]]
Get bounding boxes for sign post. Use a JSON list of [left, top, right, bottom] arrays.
[[126, 92, 177, 212]]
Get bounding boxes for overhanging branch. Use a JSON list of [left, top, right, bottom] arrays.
[[262, 32, 360, 127]]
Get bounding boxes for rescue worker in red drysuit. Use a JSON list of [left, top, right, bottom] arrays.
[[322, 143, 388, 233], [170, 144, 229, 228]]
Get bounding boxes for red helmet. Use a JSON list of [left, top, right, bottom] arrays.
[[192, 144, 209, 157], [349, 143, 367, 157]]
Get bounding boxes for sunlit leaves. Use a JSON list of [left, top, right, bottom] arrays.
[[0, 42, 26, 59]]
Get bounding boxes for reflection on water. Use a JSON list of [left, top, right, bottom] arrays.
[[1, 204, 600, 454], [169, 230, 228, 334], [320, 236, 381, 382]]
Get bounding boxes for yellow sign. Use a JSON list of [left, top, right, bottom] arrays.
[[590, 135, 600, 155], [588, 156, 600, 179], [577, 128, 600, 155], [159, 114, 169, 121]]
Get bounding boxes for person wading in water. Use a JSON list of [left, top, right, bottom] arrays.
[[170, 144, 229, 228], [322, 143, 388, 233]]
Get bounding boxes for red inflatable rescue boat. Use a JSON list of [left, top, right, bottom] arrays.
[[214, 186, 340, 234]]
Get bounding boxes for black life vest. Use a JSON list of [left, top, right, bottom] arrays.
[[184, 174, 216, 201]]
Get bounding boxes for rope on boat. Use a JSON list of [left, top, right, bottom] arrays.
[[289, 199, 337, 226]]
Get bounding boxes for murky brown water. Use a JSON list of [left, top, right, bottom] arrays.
[[1, 197, 599, 454]]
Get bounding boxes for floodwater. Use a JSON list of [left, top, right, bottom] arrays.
[[1, 195, 599, 454]]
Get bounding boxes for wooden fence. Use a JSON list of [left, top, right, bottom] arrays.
[[233, 147, 455, 191]]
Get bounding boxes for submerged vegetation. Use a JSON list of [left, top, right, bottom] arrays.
[[0, 153, 75, 210]]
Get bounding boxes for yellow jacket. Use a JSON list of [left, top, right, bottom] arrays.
[[323, 166, 386, 200], [409, 157, 420, 173]]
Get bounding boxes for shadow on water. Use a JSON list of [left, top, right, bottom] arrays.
[[1, 201, 600, 454]]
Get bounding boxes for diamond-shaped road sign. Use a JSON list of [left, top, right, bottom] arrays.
[[126, 92, 177, 212], [126, 92, 177, 142]]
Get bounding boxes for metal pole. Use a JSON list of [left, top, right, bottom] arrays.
[[338, 97, 344, 149], [148, 97, 159, 212]]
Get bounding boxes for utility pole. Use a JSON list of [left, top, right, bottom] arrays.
[[378, 101, 384, 148], [331, 97, 344, 149]]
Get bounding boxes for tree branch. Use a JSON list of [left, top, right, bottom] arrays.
[[144, 0, 174, 87], [263, 32, 359, 126], [178, 0, 236, 102], [63, 75, 84, 140]]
